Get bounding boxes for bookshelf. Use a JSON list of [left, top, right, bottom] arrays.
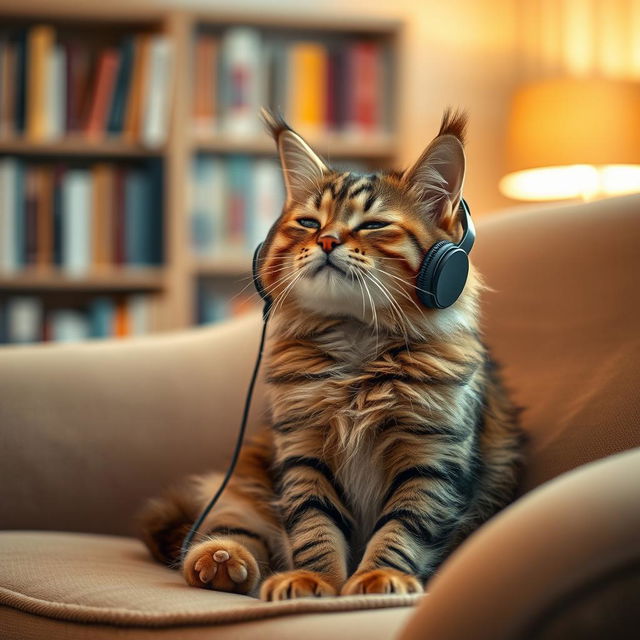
[[0, 2, 402, 342]]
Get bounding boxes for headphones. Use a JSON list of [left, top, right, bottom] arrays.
[[253, 197, 475, 313]]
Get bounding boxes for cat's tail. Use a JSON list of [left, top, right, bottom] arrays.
[[136, 477, 203, 567]]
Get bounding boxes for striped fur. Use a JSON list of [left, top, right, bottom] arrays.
[[138, 110, 524, 600]]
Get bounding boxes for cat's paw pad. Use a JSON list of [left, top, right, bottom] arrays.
[[183, 538, 259, 594], [260, 570, 337, 601], [341, 568, 423, 595]]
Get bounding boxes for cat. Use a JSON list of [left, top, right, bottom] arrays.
[[138, 109, 524, 601]]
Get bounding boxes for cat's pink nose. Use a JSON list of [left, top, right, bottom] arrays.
[[318, 234, 341, 253]]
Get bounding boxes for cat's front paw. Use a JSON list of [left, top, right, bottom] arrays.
[[260, 570, 337, 601], [183, 538, 259, 594], [341, 568, 423, 595]]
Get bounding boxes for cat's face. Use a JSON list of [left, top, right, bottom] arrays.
[[258, 110, 469, 323]]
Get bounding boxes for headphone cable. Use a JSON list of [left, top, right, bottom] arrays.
[[179, 309, 270, 565]]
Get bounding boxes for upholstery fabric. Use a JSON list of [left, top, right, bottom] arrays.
[[398, 447, 640, 640], [473, 194, 640, 491], [0, 531, 419, 637]]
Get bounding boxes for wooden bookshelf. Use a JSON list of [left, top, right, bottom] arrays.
[[0, 138, 164, 158], [0, 1, 402, 340], [192, 133, 397, 160], [0, 267, 165, 291]]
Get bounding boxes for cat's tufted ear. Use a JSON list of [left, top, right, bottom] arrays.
[[403, 110, 467, 234], [261, 108, 329, 207]]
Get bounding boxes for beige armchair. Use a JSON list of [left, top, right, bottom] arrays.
[[1, 195, 639, 639]]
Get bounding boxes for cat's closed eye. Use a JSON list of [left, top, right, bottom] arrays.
[[356, 221, 390, 231], [297, 218, 321, 229]]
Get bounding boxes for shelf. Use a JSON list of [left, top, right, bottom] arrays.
[[0, 137, 164, 158], [192, 132, 397, 160], [192, 257, 252, 277], [0, 268, 166, 291]]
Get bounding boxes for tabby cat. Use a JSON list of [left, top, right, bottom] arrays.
[[138, 109, 524, 601]]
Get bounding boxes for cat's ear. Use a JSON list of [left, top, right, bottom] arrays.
[[261, 108, 329, 206], [403, 110, 467, 234]]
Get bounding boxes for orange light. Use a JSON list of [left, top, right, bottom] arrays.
[[501, 79, 640, 201]]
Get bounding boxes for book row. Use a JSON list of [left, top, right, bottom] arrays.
[[193, 28, 392, 137], [0, 26, 173, 146], [190, 154, 285, 257], [0, 158, 163, 274], [0, 294, 153, 344]]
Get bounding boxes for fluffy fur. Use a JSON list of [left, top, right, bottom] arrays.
[[138, 109, 524, 600]]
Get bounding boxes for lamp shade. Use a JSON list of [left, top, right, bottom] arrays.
[[501, 79, 640, 200]]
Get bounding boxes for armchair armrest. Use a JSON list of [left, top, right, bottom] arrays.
[[0, 313, 266, 536], [398, 448, 640, 640]]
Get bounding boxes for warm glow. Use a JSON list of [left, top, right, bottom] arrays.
[[499, 164, 640, 201]]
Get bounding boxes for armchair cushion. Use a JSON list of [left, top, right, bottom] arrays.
[[0, 531, 418, 639]]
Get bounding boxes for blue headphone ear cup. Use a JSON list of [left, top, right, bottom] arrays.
[[416, 241, 469, 309], [252, 243, 270, 304]]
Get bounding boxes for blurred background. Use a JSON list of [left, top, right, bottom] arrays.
[[0, 0, 638, 344]]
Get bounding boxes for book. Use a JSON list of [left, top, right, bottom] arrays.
[[47, 44, 66, 138], [124, 168, 152, 265], [127, 294, 149, 335], [89, 296, 115, 338], [85, 48, 120, 139], [250, 159, 284, 249], [6, 296, 42, 343], [226, 155, 251, 253], [114, 298, 129, 337], [35, 166, 54, 267], [52, 165, 64, 267], [327, 45, 348, 131], [26, 25, 55, 140], [61, 169, 92, 275], [65, 41, 93, 133], [142, 36, 174, 147], [113, 167, 126, 265], [13, 30, 27, 134], [24, 167, 39, 265], [123, 35, 149, 142], [0, 158, 19, 273], [107, 38, 135, 135], [91, 163, 113, 268], [287, 41, 328, 134], [193, 33, 218, 134], [220, 28, 262, 136], [50, 308, 89, 342], [0, 39, 16, 135], [349, 41, 380, 134], [191, 155, 227, 257]]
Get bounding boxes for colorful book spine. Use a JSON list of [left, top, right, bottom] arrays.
[[25, 25, 55, 140], [220, 28, 262, 136], [0, 158, 19, 273], [91, 163, 113, 268], [124, 168, 152, 265], [123, 35, 149, 143], [142, 36, 174, 147], [5, 296, 42, 343], [61, 169, 92, 275], [193, 33, 218, 133], [107, 38, 134, 135], [50, 309, 89, 342], [288, 41, 327, 133], [47, 44, 66, 138], [85, 48, 119, 139], [350, 41, 380, 133], [251, 159, 284, 249], [89, 296, 115, 338], [226, 155, 251, 253]]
